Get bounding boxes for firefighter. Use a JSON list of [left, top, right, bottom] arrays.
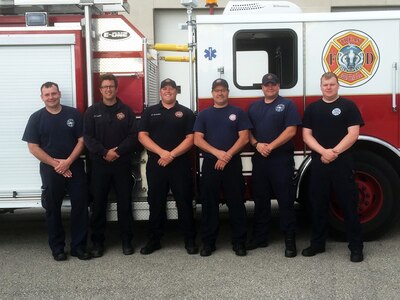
[[83, 73, 138, 257], [247, 73, 301, 257], [138, 78, 198, 255], [302, 72, 364, 262], [194, 78, 251, 257], [22, 82, 91, 261]]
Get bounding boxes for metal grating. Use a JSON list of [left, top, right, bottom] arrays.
[[228, 2, 265, 12], [223, 1, 302, 15], [146, 58, 159, 107]]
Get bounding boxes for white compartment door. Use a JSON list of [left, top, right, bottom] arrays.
[[0, 35, 76, 201]]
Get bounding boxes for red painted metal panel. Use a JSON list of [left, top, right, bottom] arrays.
[[92, 73, 144, 115], [93, 51, 143, 59]]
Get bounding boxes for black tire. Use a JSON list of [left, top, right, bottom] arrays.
[[329, 150, 400, 241]]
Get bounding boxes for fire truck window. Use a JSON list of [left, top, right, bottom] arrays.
[[236, 51, 268, 87], [233, 29, 298, 89]]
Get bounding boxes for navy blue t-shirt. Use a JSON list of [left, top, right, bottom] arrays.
[[302, 97, 364, 158], [248, 96, 301, 155], [22, 105, 83, 159], [193, 104, 252, 159]]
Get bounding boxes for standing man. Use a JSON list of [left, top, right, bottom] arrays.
[[138, 78, 197, 255], [302, 72, 364, 262], [247, 73, 301, 257], [84, 73, 138, 257], [22, 82, 91, 261], [194, 78, 251, 257]]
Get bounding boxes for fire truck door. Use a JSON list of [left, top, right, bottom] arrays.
[[305, 20, 400, 147], [0, 34, 76, 203]]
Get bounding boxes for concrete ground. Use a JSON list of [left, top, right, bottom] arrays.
[[0, 206, 399, 300]]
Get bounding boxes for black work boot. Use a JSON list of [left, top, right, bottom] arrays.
[[140, 238, 161, 255], [284, 232, 297, 258]]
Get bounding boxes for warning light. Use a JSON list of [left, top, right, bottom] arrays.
[[205, 0, 218, 6]]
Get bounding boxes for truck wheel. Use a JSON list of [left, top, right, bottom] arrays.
[[329, 150, 400, 241]]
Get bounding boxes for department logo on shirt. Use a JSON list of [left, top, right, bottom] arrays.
[[332, 108, 341, 116], [275, 104, 285, 112], [175, 111, 183, 118], [66, 119, 75, 128], [116, 112, 125, 120], [229, 114, 237, 121]]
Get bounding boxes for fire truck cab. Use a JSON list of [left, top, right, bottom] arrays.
[[1, 0, 400, 240], [193, 1, 400, 239]]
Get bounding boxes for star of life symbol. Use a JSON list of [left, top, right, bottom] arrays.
[[322, 30, 379, 87], [204, 47, 217, 61], [66, 119, 75, 127]]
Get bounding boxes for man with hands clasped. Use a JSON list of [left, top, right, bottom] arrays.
[[84, 74, 138, 257], [138, 78, 198, 255], [23, 82, 91, 261], [194, 78, 252, 257], [302, 72, 364, 263], [247, 73, 301, 257]]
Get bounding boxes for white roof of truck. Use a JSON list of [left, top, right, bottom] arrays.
[[223, 1, 302, 15], [197, 9, 400, 24]]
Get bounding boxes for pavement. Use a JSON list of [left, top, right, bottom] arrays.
[[0, 206, 399, 300]]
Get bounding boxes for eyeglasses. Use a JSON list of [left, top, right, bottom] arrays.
[[100, 85, 116, 90]]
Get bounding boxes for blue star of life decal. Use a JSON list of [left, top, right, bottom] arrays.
[[204, 47, 217, 60]]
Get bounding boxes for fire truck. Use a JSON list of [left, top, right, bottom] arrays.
[[0, 0, 161, 220], [1, 0, 400, 240], [191, 0, 400, 240]]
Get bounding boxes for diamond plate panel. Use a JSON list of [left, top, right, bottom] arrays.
[[93, 57, 143, 73], [106, 200, 180, 221]]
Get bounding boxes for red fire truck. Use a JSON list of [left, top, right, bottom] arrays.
[[1, 0, 400, 240], [0, 1, 161, 221], [192, 0, 400, 240]]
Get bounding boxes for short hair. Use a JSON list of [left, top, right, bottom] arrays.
[[99, 73, 118, 88], [40, 82, 59, 93], [320, 72, 339, 84]]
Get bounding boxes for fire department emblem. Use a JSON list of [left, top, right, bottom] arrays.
[[66, 119, 75, 127], [332, 108, 341, 116], [322, 30, 379, 87], [229, 114, 237, 121], [175, 111, 183, 118], [275, 104, 285, 112], [116, 112, 125, 120]]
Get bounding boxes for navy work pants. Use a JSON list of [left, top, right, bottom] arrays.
[[251, 154, 296, 243], [200, 156, 247, 246], [90, 160, 133, 245], [309, 155, 363, 251], [146, 156, 196, 241], [40, 160, 89, 254]]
